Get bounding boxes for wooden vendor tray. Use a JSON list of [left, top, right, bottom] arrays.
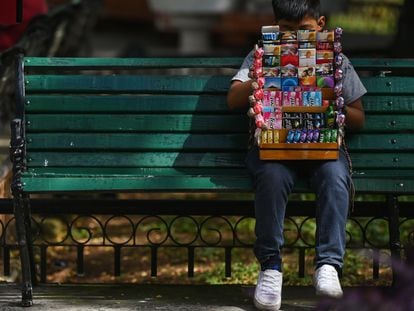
[[259, 128, 340, 161]]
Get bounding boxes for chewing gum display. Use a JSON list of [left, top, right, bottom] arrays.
[[251, 26, 345, 156], [261, 130, 280, 144], [282, 91, 302, 106]]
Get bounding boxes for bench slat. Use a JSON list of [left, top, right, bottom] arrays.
[[363, 95, 414, 113], [25, 133, 414, 151], [25, 95, 231, 114], [19, 175, 414, 194], [23, 57, 414, 70], [362, 77, 414, 94], [25, 114, 412, 133], [25, 152, 414, 169], [24, 167, 249, 176], [26, 94, 414, 114], [20, 175, 253, 193], [24, 167, 414, 179], [26, 152, 246, 168], [26, 114, 248, 133], [26, 133, 248, 151], [24, 75, 414, 95], [25, 75, 231, 94], [351, 58, 414, 70], [24, 57, 244, 69]]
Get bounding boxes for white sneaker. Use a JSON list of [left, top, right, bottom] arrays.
[[313, 264, 343, 298], [254, 269, 282, 310]]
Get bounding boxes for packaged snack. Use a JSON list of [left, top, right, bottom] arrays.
[[306, 129, 314, 142], [324, 129, 332, 143], [331, 129, 338, 143], [300, 129, 308, 143], [283, 112, 302, 129], [293, 129, 301, 143], [286, 129, 295, 143], [261, 130, 268, 144], [326, 105, 336, 128], [263, 90, 283, 107], [313, 129, 320, 143], [273, 130, 280, 143]]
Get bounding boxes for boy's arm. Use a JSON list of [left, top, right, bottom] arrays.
[[227, 80, 253, 111], [345, 98, 365, 132]]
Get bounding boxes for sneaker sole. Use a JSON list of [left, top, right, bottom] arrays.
[[315, 289, 343, 299], [253, 297, 281, 311]]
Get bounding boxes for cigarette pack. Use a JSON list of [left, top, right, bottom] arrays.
[[263, 42, 282, 55], [297, 30, 317, 42], [299, 48, 316, 66], [298, 67, 317, 87]]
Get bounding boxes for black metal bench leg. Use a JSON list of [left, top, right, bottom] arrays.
[[10, 118, 33, 307], [387, 195, 401, 287], [23, 194, 37, 285], [13, 195, 33, 307]]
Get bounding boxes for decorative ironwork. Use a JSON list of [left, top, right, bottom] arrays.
[[1, 212, 413, 282]]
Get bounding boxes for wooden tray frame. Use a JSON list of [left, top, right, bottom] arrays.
[[259, 104, 340, 161]]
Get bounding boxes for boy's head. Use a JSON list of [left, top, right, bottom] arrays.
[[272, 0, 325, 31]]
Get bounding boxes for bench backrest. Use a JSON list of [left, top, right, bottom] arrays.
[[18, 57, 414, 194]]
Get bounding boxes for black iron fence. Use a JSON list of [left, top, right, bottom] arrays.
[[1, 198, 413, 284]]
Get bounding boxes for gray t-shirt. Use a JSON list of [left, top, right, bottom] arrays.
[[232, 51, 367, 105]]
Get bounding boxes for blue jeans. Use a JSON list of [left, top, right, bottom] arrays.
[[245, 146, 351, 270]]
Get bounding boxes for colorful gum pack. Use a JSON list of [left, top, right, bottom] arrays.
[[263, 90, 283, 129], [282, 91, 302, 106], [302, 90, 322, 106]]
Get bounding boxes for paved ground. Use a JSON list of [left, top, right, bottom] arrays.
[[0, 284, 320, 310]]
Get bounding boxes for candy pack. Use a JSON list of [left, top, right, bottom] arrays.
[[250, 26, 346, 160]]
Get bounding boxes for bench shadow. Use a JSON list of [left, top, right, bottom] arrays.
[[172, 74, 250, 192]]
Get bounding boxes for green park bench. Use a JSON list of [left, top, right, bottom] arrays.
[[9, 55, 414, 306]]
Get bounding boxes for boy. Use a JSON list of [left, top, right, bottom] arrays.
[[227, 1, 367, 310]]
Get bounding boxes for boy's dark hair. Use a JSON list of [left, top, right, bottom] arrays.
[[272, 0, 320, 22]]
